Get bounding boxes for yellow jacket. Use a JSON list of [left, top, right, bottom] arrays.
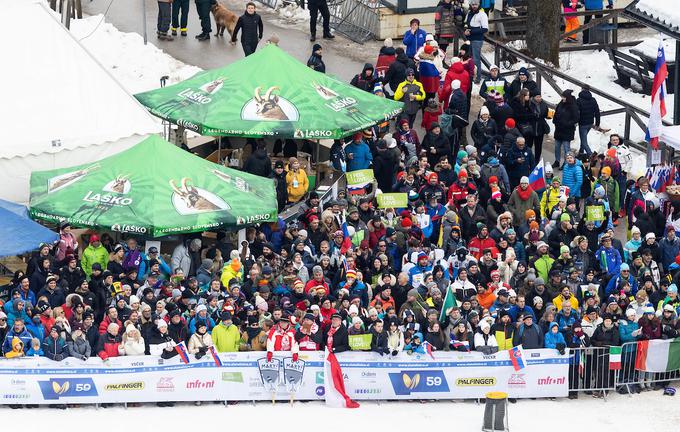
[[552, 294, 579, 312], [220, 259, 243, 288], [539, 186, 562, 219], [5, 337, 24, 359], [286, 168, 309, 203], [394, 80, 425, 102]]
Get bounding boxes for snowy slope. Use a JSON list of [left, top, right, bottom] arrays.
[[8, 389, 680, 432], [69, 16, 202, 95]]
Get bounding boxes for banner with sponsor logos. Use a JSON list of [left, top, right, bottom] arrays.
[[29, 136, 278, 237], [0, 349, 567, 404]]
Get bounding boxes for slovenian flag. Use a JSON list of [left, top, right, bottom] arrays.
[[528, 159, 546, 194], [510, 345, 526, 371], [421, 341, 436, 360], [418, 59, 440, 93], [209, 346, 223, 367], [645, 40, 668, 150], [175, 341, 190, 365], [324, 348, 360, 408], [635, 338, 680, 372]]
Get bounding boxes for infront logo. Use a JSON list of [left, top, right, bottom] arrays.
[[537, 376, 566, 386], [186, 380, 215, 389]]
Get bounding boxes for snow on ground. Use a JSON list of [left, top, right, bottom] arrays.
[[635, 0, 680, 32], [69, 15, 202, 95], [8, 389, 680, 432]]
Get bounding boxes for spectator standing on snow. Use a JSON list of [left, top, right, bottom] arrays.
[[552, 90, 579, 170], [576, 87, 601, 156], [231, 2, 263, 56], [464, 0, 488, 84]]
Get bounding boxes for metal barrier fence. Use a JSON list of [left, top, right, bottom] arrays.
[[328, 0, 380, 43], [566, 342, 680, 397], [616, 341, 680, 394], [566, 346, 615, 396]]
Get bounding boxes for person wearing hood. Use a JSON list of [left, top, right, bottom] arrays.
[[441, 60, 470, 110], [561, 152, 584, 200], [552, 89, 580, 169], [373, 138, 400, 192], [285, 157, 309, 203], [68, 323, 92, 360], [307, 43, 326, 73], [660, 227, 680, 271], [576, 87, 600, 156], [528, 93, 550, 161], [544, 321, 567, 353], [394, 68, 425, 128], [350, 63, 376, 92], [196, 259, 214, 291], [242, 142, 272, 178]]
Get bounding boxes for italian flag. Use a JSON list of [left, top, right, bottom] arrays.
[[608, 346, 621, 370], [324, 349, 360, 408], [635, 338, 680, 372]]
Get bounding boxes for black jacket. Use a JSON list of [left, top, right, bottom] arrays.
[[370, 329, 389, 353], [530, 99, 550, 136], [508, 78, 539, 100], [323, 324, 350, 353], [351, 63, 376, 92], [373, 147, 399, 192], [576, 90, 600, 126], [509, 98, 536, 132], [307, 53, 326, 73], [270, 170, 288, 211], [471, 118, 498, 149], [232, 12, 263, 44], [553, 100, 580, 141], [421, 130, 450, 166], [243, 148, 272, 178], [383, 52, 413, 95]]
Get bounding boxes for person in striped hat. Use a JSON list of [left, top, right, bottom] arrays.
[[337, 269, 368, 308]]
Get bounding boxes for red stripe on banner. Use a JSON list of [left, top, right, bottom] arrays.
[[328, 352, 360, 408], [635, 340, 649, 371]]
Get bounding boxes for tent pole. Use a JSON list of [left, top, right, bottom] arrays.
[[315, 140, 321, 189], [675, 39, 680, 125], [218, 138, 222, 165]]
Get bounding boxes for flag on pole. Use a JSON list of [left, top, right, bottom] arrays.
[[421, 341, 436, 360], [175, 341, 190, 364], [208, 346, 223, 367], [645, 40, 668, 150], [635, 338, 680, 372], [324, 348, 360, 408], [438, 286, 458, 322], [578, 350, 585, 376], [509, 345, 527, 371], [609, 346, 622, 370], [528, 159, 546, 194]]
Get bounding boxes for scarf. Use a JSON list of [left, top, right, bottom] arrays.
[[246, 327, 261, 343], [515, 185, 533, 201]]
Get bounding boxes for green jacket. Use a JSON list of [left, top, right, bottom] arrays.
[[594, 177, 620, 212], [212, 322, 241, 352], [532, 254, 555, 282], [82, 244, 109, 277]]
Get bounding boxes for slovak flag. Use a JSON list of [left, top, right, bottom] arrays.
[[324, 348, 360, 408], [208, 346, 223, 367], [528, 159, 546, 193], [175, 341, 190, 365], [509, 345, 527, 371], [421, 341, 436, 360], [645, 40, 668, 150]]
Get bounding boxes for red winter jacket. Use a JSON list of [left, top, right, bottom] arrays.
[[98, 316, 123, 335], [96, 333, 121, 360], [468, 236, 497, 260]]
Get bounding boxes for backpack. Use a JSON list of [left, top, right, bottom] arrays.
[[439, 112, 455, 137]]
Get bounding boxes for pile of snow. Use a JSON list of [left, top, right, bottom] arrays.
[[70, 16, 202, 94], [275, 2, 310, 22], [634, 0, 680, 33], [3, 390, 678, 432]]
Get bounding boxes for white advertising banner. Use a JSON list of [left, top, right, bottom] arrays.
[[0, 349, 568, 404]]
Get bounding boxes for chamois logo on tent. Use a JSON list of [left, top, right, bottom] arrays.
[[311, 81, 338, 100], [47, 164, 100, 194], [241, 86, 299, 122], [169, 177, 230, 215], [102, 175, 131, 194], [199, 77, 226, 95]]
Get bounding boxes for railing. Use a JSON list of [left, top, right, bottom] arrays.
[[480, 36, 674, 152], [49, 0, 82, 29], [616, 341, 680, 393], [328, 0, 380, 43]]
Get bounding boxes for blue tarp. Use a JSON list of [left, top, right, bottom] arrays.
[[0, 204, 57, 258], [0, 198, 29, 219]]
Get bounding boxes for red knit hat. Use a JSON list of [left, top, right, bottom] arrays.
[[424, 45, 435, 54], [505, 118, 516, 129], [489, 176, 498, 184], [401, 218, 413, 228], [428, 172, 439, 183], [607, 147, 617, 158], [458, 169, 468, 179]]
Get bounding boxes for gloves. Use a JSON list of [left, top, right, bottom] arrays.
[[391, 350, 398, 356], [606, 4, 613, 8], [267, 351, 273, 362], [292, 353, 299, 362], [195, 352, 205, 360], [556, 343, 566, 355], [54, 354, 64, 361], [377, 350, 384, 356], [198, 346, 208, 354]]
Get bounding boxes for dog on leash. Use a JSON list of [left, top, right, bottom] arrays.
[[211, 3, 237, 37]]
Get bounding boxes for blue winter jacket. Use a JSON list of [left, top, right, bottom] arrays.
[[555, 310, 580, 334], [605, 272, 638, 296], [3, 328, 32, 354], [618, 318, 639, 354], [508, 304, 536, 323], [345, 141, 373, 172], [42, 335, 67, 360], [595, 246, 622, 276], [403, 28, 427, 58], [544, 323, 567, 349], [4, 300, 31, 328], [660, 236, 680, 271], [561, 160, 583, 199]]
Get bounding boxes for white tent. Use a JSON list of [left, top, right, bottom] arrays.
[[0, 0, 161, 204]]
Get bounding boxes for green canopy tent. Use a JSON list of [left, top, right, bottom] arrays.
[[134, 44, 403, 140], [29, 136, 278, 237]]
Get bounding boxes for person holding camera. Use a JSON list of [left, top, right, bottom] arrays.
[[188, 321, 214, 358]]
